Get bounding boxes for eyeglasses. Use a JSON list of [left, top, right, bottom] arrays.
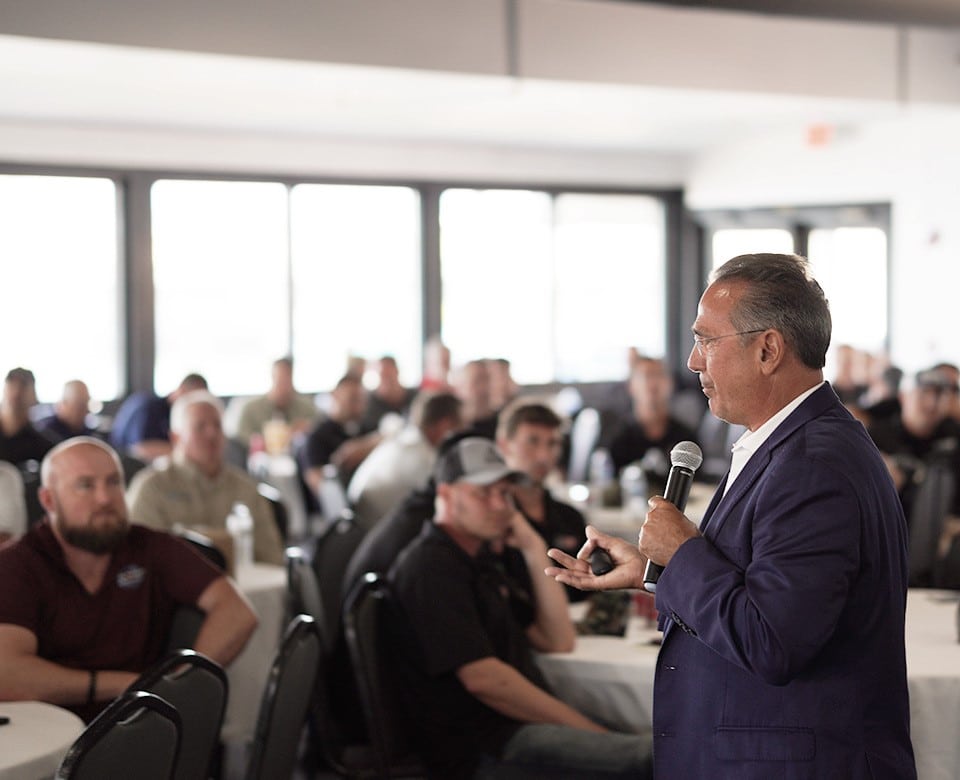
[[692, 329, 766, 355]]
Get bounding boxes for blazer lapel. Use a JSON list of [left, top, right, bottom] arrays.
[[698, 384, 840, 540]]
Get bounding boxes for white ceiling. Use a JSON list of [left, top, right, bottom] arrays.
[[0, 33, 918, 160]]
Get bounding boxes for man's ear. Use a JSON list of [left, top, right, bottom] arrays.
[[37, 485, 55, 517], [758, 330, 785, 374]]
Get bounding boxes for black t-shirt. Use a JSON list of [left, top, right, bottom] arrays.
[[0, 424, 55, 468], [606, 417, 698, 478], [867, 417, 960, 517], [387, 524, 546, 778]]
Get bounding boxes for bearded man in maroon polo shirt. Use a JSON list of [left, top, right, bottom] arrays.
[[0, 437, 258, 721]]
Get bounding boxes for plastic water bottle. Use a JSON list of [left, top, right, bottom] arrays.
[[620, 462, 649, 522], [226, 502, 255, 571], [589, 448, 615, 507]]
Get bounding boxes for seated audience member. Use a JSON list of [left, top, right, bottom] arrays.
[[37, 379, 98, 443], [496, 400, 587, 598], [859, 357, 904, 425], [0, 367, 55, 468], [487, 357, 519, 412], [605, 356, 698, 483], [387, 438, 653, 779], [0, 438, 258, 722], [420, 334, 452, 392], [868, 367, 960, 518], [0, 461, 28, 544], [831, 343, 870, 407], [454, 359, 499, 439], [933, 361, 960, 424], [127, 390, 285, 565], [235, 356, 318, 449], [300, 374, 382, 507], [347, 391, 463, 531], [109, 373, 207, 463], [360, 355, 417, 434]]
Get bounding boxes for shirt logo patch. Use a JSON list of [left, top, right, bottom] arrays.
[[116, 564, 146, 590]]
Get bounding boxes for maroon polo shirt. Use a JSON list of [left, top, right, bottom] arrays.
[[0, 522, 220, 721]]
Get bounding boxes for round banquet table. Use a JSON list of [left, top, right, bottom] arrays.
[[0, 701, 84, 780]]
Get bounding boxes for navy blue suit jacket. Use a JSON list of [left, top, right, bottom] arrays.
[[653, 384, 916, 779]]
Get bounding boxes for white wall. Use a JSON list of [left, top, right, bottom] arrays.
[[686, 109, 960, 373]]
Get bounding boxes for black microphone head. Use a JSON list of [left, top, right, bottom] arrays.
[[670, 441, 703, 471]]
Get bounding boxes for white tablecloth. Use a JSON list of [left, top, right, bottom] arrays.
[[0, 701, 84, 780], [221, 563, 287, 744], [538, 589, 960, 780], [582, 481, 716, 541]]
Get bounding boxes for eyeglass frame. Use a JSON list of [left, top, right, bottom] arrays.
[[692, 328, 767, 355]]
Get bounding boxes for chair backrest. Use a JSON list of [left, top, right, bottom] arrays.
[[567, 407, 601, 483], [56, 690, 181, 780], [129, 649, 228, 780], [310, 517, 367, 644], [343, 572, 423, 778], [178, 528, 228, 571], [285, 546, 328, 650], [909, 458, 956, 586], [245, 614, 322, 780], [259, 481, 289, 542], [0, 460, 28, 539]]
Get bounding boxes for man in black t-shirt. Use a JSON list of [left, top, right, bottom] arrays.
[[388, 437, 652, 779]]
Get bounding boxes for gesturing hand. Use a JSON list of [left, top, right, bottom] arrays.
[[545, 525, 646, 592]]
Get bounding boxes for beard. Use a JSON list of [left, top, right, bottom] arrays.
[[55, 504, 130, 554]]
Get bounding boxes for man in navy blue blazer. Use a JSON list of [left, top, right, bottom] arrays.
[[548, 253, 916, 779]]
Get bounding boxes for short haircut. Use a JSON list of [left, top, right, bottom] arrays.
[[334, 373, 361, 392], [179, 373, 208, 391], [496, 399, 563, 441], [711, 253, 831, 370], [411, 391, 462, 431], [40, 436, 124, 488], [273, 356, 294, 371], [170, 390, 224, 434], [5, 367, 35, 385]]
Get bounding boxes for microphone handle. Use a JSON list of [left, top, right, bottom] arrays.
[[642, 465, 695, 593]]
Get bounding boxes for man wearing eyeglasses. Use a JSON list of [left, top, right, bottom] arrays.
[[547, 254, 915, 778]]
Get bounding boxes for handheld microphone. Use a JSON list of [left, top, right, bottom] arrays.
[[642, 441, 703, 593]]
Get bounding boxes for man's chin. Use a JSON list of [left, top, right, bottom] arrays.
[[61, 523, 130, 555]]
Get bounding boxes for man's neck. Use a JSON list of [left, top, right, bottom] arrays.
[[0, 409, 28, 437], [54, 533, 113, 595]]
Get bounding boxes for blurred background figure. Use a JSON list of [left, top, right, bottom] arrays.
[[299, 374, 381, 512], [128, 389, 285, 564], [37, 379, 98, 443], [420, 334, 451, 392], [0, 367, 54, 469], [361, 354, 416, 434], [348, 390, 463, 530], [605, 356, 699, 485], [234, 356, 318, 451], [109, 372, 207, 463], [454, 358, 498, 439], [487, 357, 519, 412]]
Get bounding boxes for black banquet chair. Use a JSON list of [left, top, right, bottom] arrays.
[[56, 690, 182, 780], [128, 649, 228, 780], [245, 614, 322, 780], [343, 572, 425, 779]]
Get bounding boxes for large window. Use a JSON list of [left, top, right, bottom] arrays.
[[0, 174, 121, 401], [290, 184, 422, 390], [705, 209, 890, 377], [440, 189, 666, 383], [151, 180, 291, 396]]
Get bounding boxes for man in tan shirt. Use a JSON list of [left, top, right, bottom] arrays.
[[128, 390, 285, 565]]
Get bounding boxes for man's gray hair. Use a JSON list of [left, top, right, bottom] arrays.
[[711, 253, 832, 370], [170, 389, 225, 435]]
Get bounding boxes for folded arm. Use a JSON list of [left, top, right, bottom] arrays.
[[0, 624, 137, 706], [192, 576, 258, 667]]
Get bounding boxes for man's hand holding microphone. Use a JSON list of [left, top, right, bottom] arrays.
[[545, 442, 703, 593]]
